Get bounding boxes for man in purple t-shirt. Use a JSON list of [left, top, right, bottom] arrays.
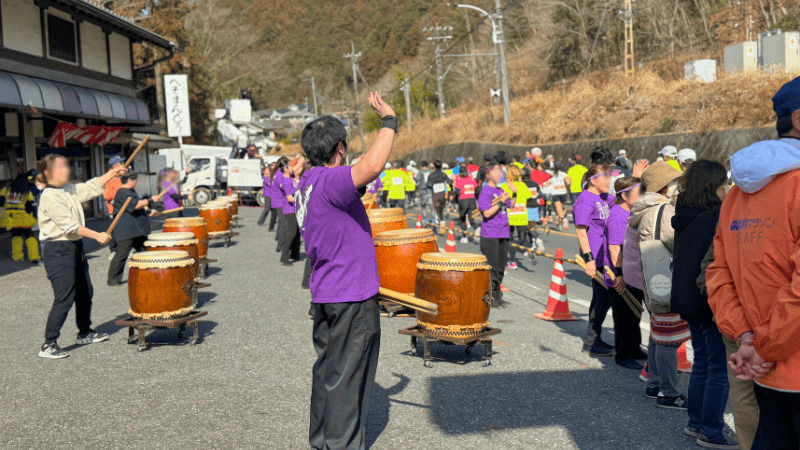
[[477, 160, 516, 308], [294, 92, 396, 450]]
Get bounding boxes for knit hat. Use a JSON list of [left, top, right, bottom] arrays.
[[618, 150, 627, 156], [530, 147, 542, 157], [642, 161, 682, 193], [483, 153, 493, 161], [773, 76, 800, 118]]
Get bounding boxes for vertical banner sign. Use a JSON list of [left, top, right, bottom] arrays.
[[164, 74, 191, 137]]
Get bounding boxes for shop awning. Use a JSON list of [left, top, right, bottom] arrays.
[[0, 70, 149, 124]]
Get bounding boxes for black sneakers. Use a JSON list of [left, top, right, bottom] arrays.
[[696, 433, 740, 449], [39, 343, 69, 359], [656, 394, 688, 410], [75, 330, 110, 345], [582, 343, 614, 357]]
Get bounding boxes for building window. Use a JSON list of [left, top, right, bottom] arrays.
[[46, 13, 77, 63]]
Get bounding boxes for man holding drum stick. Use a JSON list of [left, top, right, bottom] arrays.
[[294, 92, 396, 450]]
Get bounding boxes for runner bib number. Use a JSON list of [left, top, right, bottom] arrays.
[[508, 204, 526, 217], [433, 183, 446, 194], [392, 177, 403, 186], [463, 184, 475, 196]]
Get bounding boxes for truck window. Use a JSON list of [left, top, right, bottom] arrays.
[[189, 158, 210, 172]]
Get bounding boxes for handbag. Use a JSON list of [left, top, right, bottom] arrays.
[[639, 203, 673, 314]]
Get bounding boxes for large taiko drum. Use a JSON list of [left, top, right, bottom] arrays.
[[199, 203, 231, 237], [127, 251, 195, 319], [374, 228, 438, 294], [144, 232, 199, 276], [414, 252, 492, 338], [162, 217, 209, 259], [217, 195, 239, 218], [367, 208, 406, 238]]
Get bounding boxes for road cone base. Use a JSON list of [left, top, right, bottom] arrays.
[[533, 311, 580, 321], [678, 363, 693, 373]]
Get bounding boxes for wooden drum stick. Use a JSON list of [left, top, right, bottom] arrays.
[[106, 197, 132, 234]]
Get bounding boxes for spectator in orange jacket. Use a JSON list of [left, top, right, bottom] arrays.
[[707, 76, 800, 449], [102, 156, 125, 257]]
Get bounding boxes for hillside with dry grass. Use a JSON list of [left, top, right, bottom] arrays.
[[341, 68, 791, 159]]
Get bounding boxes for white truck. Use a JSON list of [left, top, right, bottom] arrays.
[[158, 145, 281, 206]]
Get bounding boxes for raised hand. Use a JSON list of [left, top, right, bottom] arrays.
[[633, 160, 649, 178], [369, 91, 395, 119]]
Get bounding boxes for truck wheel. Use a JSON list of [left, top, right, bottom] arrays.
[[256, 191, 265, 207], [194, 188, 211, 205]]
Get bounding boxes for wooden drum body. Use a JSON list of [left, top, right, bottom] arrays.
[[367, 208, 407, 238], [128, 251, 195, 319], [199, 204, 231, 236], [374, 229, 438, 294], [414, 252, 492, 338], [144, 232, 199, 276], [162, 217, 209, 259], [217, 196, 239, 217]]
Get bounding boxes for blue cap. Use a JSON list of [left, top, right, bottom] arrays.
[[456, 156, 465, 163], [109, 155, 124, 166], [773, 77, 800, 118]]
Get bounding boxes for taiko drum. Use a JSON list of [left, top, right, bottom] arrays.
[[367, 208, 406, 238], [217, 195, 239, 217], [127, 250, 195, 319], [414, 252, 492, 338], [144, 232, 199, 277], [199, 203, 231, 236], [374, 228, 438, 294], [162, 217, 209, 259]]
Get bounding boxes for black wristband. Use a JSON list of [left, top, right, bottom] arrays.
[[615, 266, 623, 277], [582, 252, 594, 262], [381, 116, 398, 133]]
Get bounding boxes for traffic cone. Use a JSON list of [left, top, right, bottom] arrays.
[[534, 248, 580, 321], [445, 222, 456, 252], [416, 214, 422, 228], [678, 342, 693, 373]]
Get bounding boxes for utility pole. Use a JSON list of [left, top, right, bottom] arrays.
[[343, 41, 365, 154], [622, 0, 634, 76], [424, 25, 453, 118], [302, 76, 319, 116], [401, 78, 412, 129], [494, 0, 510, 124]]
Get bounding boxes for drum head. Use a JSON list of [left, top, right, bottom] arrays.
[[164, 217, 206, 226], [417, 252, 491, 272], [129, 250, 194, 269], [374, 228, 436, 246], [199, 203, 229, 211], [144, 232, 197, 247], [367, 208, 405, 224]]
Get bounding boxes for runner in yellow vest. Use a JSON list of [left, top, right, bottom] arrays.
[[566, 154, 588, 204], [383, 161, 411, 209], [502, 165, 533, 270]]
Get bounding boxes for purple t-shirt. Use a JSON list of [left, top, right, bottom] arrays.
[[573, 190, 615, 287], [606, 204, 629, 246], [279, 175, 297, 214], [262, 176, 271, 195], [161, 181, 180, 210], [295, 165, 379, 303], [271, 171, 285, 211], [477, 185, 511, 239]]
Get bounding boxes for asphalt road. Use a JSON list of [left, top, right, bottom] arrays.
[[0, 205, 732, 449]]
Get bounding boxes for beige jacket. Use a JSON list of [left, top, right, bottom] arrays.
[[628, 192, 676, 313], [38, 178, 104, 242]]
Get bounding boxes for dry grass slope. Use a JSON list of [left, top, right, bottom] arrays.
[[347, 69, 794, 159]]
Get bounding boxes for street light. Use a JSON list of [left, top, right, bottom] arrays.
[[457, 2, 510, 124]]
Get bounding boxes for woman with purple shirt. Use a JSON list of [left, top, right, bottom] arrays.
[[606, 177, 647, 370], [160, 170, 184, 216], [257, 163, 279, 230], [293, 93, 396, 450], [278, 159, 302, 265], [272, 157, 289, 251], [477, 160, 516, 308], [573, 164, 616, 357]]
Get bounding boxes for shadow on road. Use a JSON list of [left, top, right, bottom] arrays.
[[367, 373, 412, 449]]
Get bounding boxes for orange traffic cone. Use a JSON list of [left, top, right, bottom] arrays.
[[534, 248, 580, 321], [445, 222, 456, 252], [678, 342, 693, 373], [416, 214, 423, 228]]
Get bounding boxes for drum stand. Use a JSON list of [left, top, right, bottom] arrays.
[[399, 325, 501, 368], [208, 231, 238, 248], [115, 311, 208, 353], [231, 216, 239, 228], [192, 282, 212, 306]]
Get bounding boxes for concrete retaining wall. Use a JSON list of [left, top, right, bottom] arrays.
[[402, 126, 777, 165]]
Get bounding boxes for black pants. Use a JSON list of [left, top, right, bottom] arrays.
[[280, 212, 301, 263], [276, 210, 286, 248], [480, 237, 508, 300], [753, 385, 800, 450], [310, 296, 381, 450], [458, 199, 477, 231], [388, 198, 405, 210], [432, 193, 446, 222], [614, 286, 644, 361], [585, 279, 614, 347], [43, 240, 93, 344], [380, 191, 389, 208], [108, 235, 147, 285], [507, 225, 530, 261], [257, 198, 277, 230], [302, 257, 313, 289]]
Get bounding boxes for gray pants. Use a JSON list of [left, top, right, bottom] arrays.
[[309, 296, 381, 450], [645, 337, 681, 397], [418, 192, 433, 222]]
